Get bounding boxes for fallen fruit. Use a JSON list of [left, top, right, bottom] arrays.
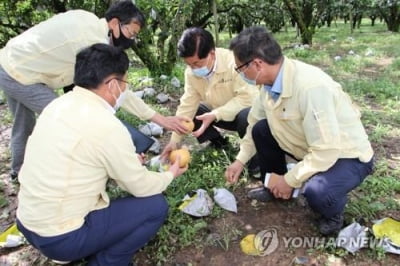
[[240, 234, 259, 255], [169, 148, 191, 167], [182, 120, 195, 133]]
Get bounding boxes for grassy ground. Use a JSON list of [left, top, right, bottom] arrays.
[[0, 19, 399, 265]]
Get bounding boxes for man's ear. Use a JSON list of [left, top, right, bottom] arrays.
[[108, 18, 120, 38], [253, 58, 264, 71]]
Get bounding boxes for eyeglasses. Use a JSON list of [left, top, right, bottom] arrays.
[[234, 59, 253, 73], [121, 24, 138, 40], [105, 77, 131, 88]]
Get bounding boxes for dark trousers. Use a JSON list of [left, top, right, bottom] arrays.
[[121, 121, 154, 154], [194, 104, 250, 143], [252, 119, 374, 219], [17, 195, 168, 266]]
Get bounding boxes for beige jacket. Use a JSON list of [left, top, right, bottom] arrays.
[[0, 9, 156, 120], [170, 48, 259, 143], [17, 87, 173, 237], [0, 10, 109, 89], [237, 57, 373, 188]]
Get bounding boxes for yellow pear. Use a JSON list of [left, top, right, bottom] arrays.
[[169, 148, 191, 168], [240, 234, 259, 255], [182, 120, 195, 133]]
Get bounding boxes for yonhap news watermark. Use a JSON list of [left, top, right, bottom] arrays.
[[254, 227, 385, 256]]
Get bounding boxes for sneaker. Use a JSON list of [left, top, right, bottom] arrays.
[[51, 260, 71, 265], [247, 187, 274, 202], [318, 213, 344, 236]]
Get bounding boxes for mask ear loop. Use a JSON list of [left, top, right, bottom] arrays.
[[115, 80, 123, 95], [107, 79, 119, 102]]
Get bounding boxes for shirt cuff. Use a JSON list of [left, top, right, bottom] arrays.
[[211, 110, 221, 122], [284, 172, 302, 188], [236, 151, 251, 165]]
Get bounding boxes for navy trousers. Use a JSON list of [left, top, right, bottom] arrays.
[[194, 104, 250, 143], [252, 119, 373, 219], [17, 195, 168, 266]]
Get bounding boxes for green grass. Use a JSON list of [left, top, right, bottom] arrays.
[[0, 180, 7, 208], [346, 160, 400, 220], [138, 145, 241, 263]]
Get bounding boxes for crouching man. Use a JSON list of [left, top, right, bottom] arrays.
[[16, 44, 187, 265], [225, 26, 374, 235]]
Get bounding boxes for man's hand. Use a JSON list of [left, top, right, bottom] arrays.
[[192, 112, 216, 137], [151, 113, 189, 134], [225, 160, 244, 184], [137, 153, 146, 165], [168, 155, 188, 178], [160, 142, 178, 160], [269, 173, 293, 199]]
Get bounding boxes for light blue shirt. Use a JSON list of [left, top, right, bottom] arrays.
[[264, 65, 284, 101]]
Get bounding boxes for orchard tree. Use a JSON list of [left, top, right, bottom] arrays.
[[282, 0, 330, 45], [132, 0, 191, 77], [375, 0, 400, 31]]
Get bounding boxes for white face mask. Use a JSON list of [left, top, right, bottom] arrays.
[[110, 81, 128, 111], [239, 70, 259, 86], [191, 56, 211, 77]]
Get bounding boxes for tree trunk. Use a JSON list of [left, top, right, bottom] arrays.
[[370, 16, 376, 26], [300, 29, 313, 45], [213, 0, 219, 46], [379, 3, 400, 32], [131, 0, 189, 77]]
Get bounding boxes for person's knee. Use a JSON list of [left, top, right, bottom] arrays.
[[304, 185, 329, 209], [149, 194, 169, 221], [304, 186, 344, 216], [251, 119, 267, 140], [236, 108, 249, 124]]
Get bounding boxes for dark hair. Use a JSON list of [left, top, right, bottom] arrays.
[[229, 26, 282, 65], [74, 43, 129, 89], [177, 27, 215, 59], [105, 0, 146, 27]]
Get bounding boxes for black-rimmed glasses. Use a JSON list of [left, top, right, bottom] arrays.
[[234, 59, 253, 73], [121, 24, 138, 40], [105, 77, 130, 86]]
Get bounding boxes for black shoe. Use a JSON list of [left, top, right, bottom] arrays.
[[318, 213, 344, 236], [9, 171, 18, 182], [247, 187, 274, 202], [246, 155, 260, 178], [248, 165, 261, 178], [209, 136, 229, 149]]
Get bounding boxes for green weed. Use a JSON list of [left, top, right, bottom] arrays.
[[140, 147, 234, 263], [0, 180, 7, 208], [346, 160, 400, 220]]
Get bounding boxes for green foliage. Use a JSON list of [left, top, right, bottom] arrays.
[[0, 180, 7, 208], [346, 160, 400, 220], [367, 245, 387, 261], [374, 0, 400, 31], [141, 146, 237, 263]]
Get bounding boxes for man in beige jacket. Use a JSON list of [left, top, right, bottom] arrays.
[[162, 27, 259, 174], [0, 0, 188, 181], [17, 43, 187, 265], [225, 26, 374, 235]]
